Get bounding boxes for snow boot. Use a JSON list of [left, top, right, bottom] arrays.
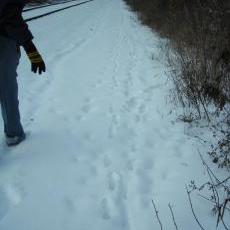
[[5, 132, 26, 146]]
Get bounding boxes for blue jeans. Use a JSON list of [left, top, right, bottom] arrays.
[[0, 36, 24, 136]]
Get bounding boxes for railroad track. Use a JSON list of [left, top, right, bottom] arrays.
[[25, 0, 95, 22], [23, 0, 81, 12]]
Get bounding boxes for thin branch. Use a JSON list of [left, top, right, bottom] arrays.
[[198, 152, 230, 228], [186, 187, 207, 230], [221, 199, 230, 230], [199, 152, 221, 183], [221, 199, 230, 220], [215, 176, 230, 187], [197, 194, 216, 204], [168, 203, 179, 230], [152, 200, 164, 230], [199, 152, 229, 199], [221, 217, 230, 230], [200, 153, 229, 189]]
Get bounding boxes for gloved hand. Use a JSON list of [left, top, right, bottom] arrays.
[[23, 40, 46, 75], [27, 51, 46, 74]]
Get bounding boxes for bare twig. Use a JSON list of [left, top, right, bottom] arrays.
[[197, 152, 230, 229], [168, 203, 179, 230], [221, 217, 230, 230], [220, 199, 230, 230], [152, 200, 164, 230], [197, 194, 216, 204], [199, 152, 220, 183], [215, 176, 230, 187], [186, 187, 207, 230], [199, 152, 229, 191]]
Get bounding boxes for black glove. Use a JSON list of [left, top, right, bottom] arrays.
[[27, 51, 46, 74], [23, 40, 46, 75]]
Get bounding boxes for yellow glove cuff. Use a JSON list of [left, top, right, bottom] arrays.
[[27, 52, 43, 63]]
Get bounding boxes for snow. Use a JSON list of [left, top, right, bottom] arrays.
[[0, 0, 229, 229]]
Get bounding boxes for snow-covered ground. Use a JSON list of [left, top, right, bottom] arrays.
[[0, 0, 229, 229]]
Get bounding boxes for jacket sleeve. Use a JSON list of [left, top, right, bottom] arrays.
[[2, 2, 33, 45]]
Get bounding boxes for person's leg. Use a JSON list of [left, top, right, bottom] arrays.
[[0, 36, 24, 138]]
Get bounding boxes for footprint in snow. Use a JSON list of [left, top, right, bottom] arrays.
[[122, 76, 133, 97], [181, 162, 189, 167], [76, 98, 95, 121], [138, 103, 147, 114], [108, 172, 127, 200], [81, 103, 92, 114], [92, 79, 103, 89], [0, 183, 25, 221], [126, 160, 134, 171], [100, 172, 129, 225], [142, 158, 154, 170], [103, 154, 112, 168], [108, 114, 119, 139], [136, 167, 154, 195], [4, 183, 25, 206], [123, 97, 138, 112], [64, 196, 78, 213], [0, 187, 10, 221], [100, 198, 111, 220]]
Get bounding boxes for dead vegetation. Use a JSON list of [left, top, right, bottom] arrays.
[[124, 0, 230, 169], [125, 0, 230, 228]]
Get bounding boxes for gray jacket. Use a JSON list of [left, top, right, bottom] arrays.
[[0, 0, 33, 46]]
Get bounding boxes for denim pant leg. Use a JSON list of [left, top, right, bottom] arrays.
[[0, 36, 24, 136]]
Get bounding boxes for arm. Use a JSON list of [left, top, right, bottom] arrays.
[[2, 2, 33, 45], [3, 2, 46, 74]]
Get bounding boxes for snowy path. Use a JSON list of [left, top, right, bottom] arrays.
[[0, 0, 222, 229]]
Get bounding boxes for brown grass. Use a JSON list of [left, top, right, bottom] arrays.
[[124, 0, 230, 169], [125, 0, 230, 115]]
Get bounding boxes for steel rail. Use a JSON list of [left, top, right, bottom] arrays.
[[23, 0, 80, 13], [25, 0, 94, 22]]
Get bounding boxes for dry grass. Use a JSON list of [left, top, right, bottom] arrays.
[[125, 0, 230, 114], [125, 0, 230, 169]]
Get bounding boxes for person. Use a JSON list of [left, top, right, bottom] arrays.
[[0, 0, 46, 146]]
